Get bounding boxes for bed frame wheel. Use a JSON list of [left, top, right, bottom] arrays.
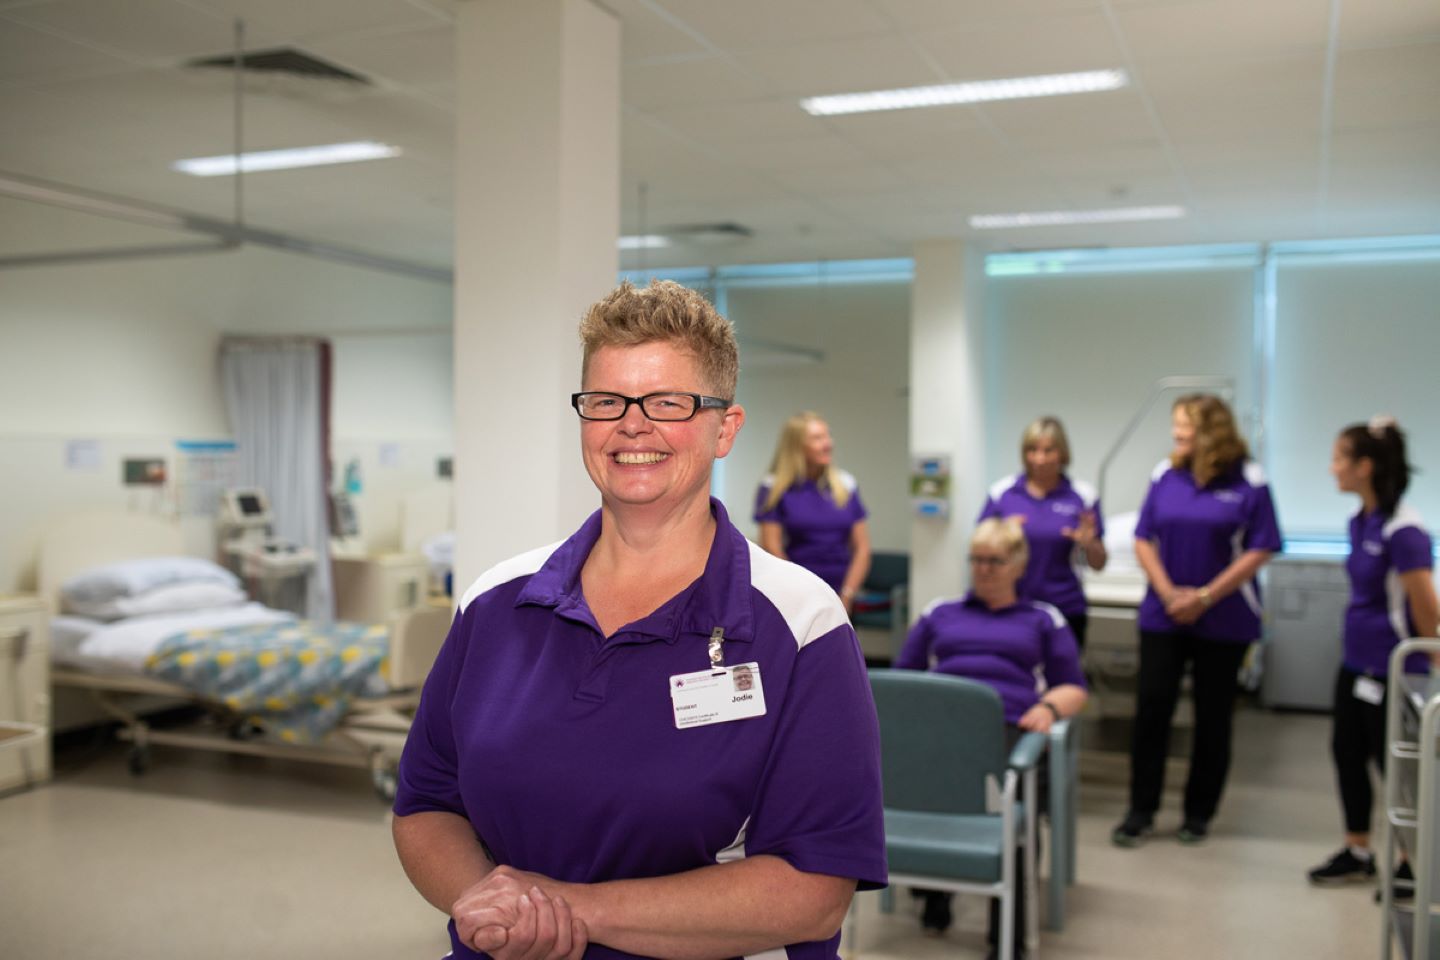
[[127, 744, 151, 776]]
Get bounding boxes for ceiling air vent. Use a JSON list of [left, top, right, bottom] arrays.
[[187, 48, 370, 85], [665, 222, 754, 245]]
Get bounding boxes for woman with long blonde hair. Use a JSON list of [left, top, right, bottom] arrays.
[[755, 412, 871, 612], [1112, 393, 1281, 848]]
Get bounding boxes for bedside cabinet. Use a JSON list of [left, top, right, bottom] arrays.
[[0, 595, 51, 792]]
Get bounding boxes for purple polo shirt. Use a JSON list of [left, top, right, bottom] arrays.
[[977, 473, 1104, 616], [394, 499, 887, 960], [894, 592, 1086, 724], [754, 472, 868, 592], [1344, 505, 1434, 676], [1134, 459, 1283, 642]]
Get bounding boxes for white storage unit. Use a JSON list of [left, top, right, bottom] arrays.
[[1261, 557, 1348, 711], [0, 595, 50, 792], [332, 553, 429, 624]]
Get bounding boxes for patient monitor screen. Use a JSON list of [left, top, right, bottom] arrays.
[[237, 494, 264, 516]]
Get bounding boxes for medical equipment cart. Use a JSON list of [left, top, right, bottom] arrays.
[[1382, 638, 1440, 958]]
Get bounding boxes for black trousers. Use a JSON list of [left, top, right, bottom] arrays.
[[1331, 665, 1388, 834], [1129, 630, 1250, 823], [1064, 612, 1088, 651]]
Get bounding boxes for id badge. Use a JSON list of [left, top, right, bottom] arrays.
[[1353, 675, 1385, 706], [670, 662, 767, 729]]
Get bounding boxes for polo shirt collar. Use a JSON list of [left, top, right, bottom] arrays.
[[515, 497, 756, 645], [1012, 472, 1073, 500], [961, 590, 1021, 615]]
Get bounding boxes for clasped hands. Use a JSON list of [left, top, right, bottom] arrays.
[[453, 865, 588, 960], [1163, 586, 1208, 625]]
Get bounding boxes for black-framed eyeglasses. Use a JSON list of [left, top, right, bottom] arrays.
[[571, 391, 732, 422], [967, 554, 1009, 569]]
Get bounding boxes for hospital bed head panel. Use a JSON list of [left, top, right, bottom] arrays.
[[37, 512, 184, 611]]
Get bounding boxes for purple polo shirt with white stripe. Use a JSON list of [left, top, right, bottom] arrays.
[[1134, 459, 1283, 642], [754, 472, 868, 592], [894, 592, 1086, 724], [394, 499, 887, 960], [1344, 504, 1434, 676], [977, 473, 1104, 616]]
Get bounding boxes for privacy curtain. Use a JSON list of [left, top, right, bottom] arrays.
[[220, 337, 334, 621]]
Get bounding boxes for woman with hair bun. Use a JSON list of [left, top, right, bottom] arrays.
[[1111, 393, 1282, 848], [1308, 417, 1439, 888]]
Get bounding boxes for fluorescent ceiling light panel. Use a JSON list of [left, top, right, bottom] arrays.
[[800, 69, 1128, 116], [970, 205, 1186, 229], [173, 141, 401, 176], [618, 235, 671, 250]]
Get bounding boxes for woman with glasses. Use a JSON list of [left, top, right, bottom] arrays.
[[1111, 393, 1281, 849], [895, 517, 1087, 948], [392, 281, 886, 960], [1308, 417, 1437, 888], [979, 416, 1107, 648], [755, 412, 872, 613]]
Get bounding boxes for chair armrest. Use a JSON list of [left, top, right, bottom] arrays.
[[1008, 731, 1048, 771]]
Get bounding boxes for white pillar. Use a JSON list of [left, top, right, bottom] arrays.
[[453, 0, 619, 587], [909, 240, 988, 618]]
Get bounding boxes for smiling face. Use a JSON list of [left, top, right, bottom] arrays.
[[579, 341, 743, 517], [1024, 436, 1064, 486], [1331, 436, 1372, 495], [803, 419, 834, 471]]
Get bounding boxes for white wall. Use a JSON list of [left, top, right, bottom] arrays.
[[718, 280, 911, 553], [1272, 258, 1440, 535], [984, 267, 1256, 522], [0, 200, 453, 593]]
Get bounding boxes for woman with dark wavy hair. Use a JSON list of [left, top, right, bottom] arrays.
[[1112, 393, 1282, 848], [1308, 417, 1438, 888]]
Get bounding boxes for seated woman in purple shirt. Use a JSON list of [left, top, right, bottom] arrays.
[[896, 517, 1088, 948], [755, 412, 872, 613], [1308, 418, 1439, 887], [392, 281, 886, 960], [979, 416, 1108, 647], [1112, 393, 1281, 848]]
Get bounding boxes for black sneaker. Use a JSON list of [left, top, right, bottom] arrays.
[[1308, 847, 1376, 885], [1111, 811, 1153, 848], [920, 890, 952, 935], [1177, 819, 1209, 844], [1376, 860, 1415, 902]]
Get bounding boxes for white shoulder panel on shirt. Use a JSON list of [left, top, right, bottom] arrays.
[[1151, 458, 1172, 481], [459, 540, 565, 613], [920, 595, 962, 619], [1384, 504, 1427, 539], [837, 469, 859, 493], [1242, 460, 1268, 487], [759, 473, 776, 489], [1028, 599, 1068, 629], [989, 473, 1022, 500], [1070, 477, 1099, 508], [746, 541, 851, 650]]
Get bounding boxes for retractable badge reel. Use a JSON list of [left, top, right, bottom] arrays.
[[668, 627, 766, 729]]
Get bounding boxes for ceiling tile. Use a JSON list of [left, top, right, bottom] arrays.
[[305, 24, 453, 88], [1113, 0, 1330, 59], [1338, 0, 1440, 49], [734, 34, 939, 97], [601, 0, 711, 62], [911, 11, 1124, 80], [645, 0, 891, 52], [622, 55, 772, 110], [1, 0, 246, 62], [871, 0, 1103, 31], [177, 0, 440, 43], [0, 15, 135, 83]]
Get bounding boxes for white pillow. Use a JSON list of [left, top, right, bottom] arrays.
[[61, 556, 239, 606], [65, 580, 249, 621]]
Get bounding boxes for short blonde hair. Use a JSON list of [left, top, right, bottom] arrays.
[[579, 280, 739, 398], [972, 517, 1029, 574], [1172, 393, 1249, 487], [1021, 416, 1071, 469]]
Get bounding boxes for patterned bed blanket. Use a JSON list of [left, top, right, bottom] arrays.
[[142, 620, 391, 744]]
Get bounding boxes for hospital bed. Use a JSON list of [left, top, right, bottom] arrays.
[[38, 511, 451, 798]]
